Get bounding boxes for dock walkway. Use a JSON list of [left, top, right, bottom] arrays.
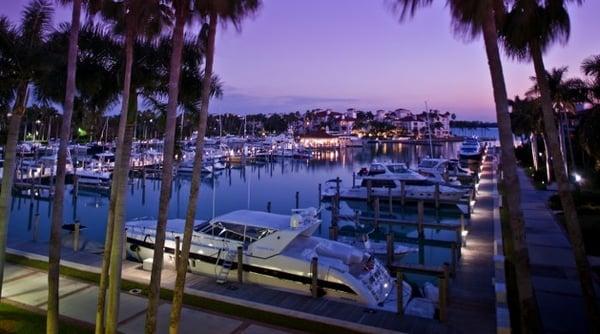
[[517, 167, 592, 333], [1, 261, 296, 334], [446, 155, 496, 333]]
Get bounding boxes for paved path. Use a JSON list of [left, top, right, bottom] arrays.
[[1, 262, 298, 334], [517, 167, 590, 333], [447, 156, 496, 334]]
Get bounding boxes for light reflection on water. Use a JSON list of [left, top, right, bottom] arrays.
[[9, 140, 475, 271]]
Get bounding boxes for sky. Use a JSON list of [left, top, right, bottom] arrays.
[[3, 0, 599, 121]]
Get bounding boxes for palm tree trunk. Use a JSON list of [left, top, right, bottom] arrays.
[[168, 12, 218, 334], [541, 133, 551, 183], [481, 6, 541, 333], [47, 1, 82, 332], [530, 133, 539, 171], [0, 82, 28, 298], [145, 4, 187, 333], [530, 41, 600, 332], [102, 22, 136, 334]]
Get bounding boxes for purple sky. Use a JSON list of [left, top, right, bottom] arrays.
[[3, 1, 599, 121]]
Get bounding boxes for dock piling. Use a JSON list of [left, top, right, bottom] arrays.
[[267, 201, 271, 213], [460, 214, 466, 247], [352, 172, 356, 188], [366, 180, 372, 205], [295, 191, 299, 209], [417, 201, 424, 238], [396, 271, 404, 316], [329, 225, 338, 241], [237, 246, 243, 284], [311, 257, 319, 298], [32, 213, 39, 242], [73, 221, 80, 252], [388, 187, 393, 213], [434, 183, 440, 209], [400, 181, 406, 206], [374, 197, 380, 229]]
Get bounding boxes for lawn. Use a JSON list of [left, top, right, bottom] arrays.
[[0, 303, 92, 334]]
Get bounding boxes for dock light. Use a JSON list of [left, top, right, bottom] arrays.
[[539, 152, 543, 157], [573, 173, 582, 184], [461, 230, 468, 238]]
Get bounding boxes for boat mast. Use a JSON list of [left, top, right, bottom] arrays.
[[424, 101, 434, 157]]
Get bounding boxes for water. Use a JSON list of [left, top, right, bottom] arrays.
[[8, 139, 477, 279]]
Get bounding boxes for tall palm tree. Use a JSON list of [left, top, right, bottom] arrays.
[[46, 1, 84, 331], [168, 2, 260, 333], [389, 0, 541, 331], [143, 0, 190, 332], [95, 1, 171, 333], [0, 0, 54, 299], [526, 67, 588, 174], [510, 95, 544, 172], [502, 0, 600, 330]]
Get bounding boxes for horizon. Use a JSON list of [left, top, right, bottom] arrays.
[[3, 0, 599, 121]]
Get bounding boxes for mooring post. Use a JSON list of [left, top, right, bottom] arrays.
[[434, 183, 440, 209], [237, 246, 243, 284], [73, 221, 80, 252], [267, 201, 271, 213], [451, 244, 457, 276], [417, 200, 424, 238], [311, 257, 319, 298], [295, 191, 299, 209], [175, 236, 181, 269], [32, 213, 39, 242], [439, 263, 450, 322], [386, 232, 394, 267], [329, 225, 338, 241], [396, 271, 404, 316], [366, 179, 372, 205], [400, 181, 406, 206], [352, 172, 356, 188], [374, 197, 380, 229], [388, 187, 393, 213]]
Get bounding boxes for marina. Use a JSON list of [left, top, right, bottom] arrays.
[[4, 135, 500, 332]]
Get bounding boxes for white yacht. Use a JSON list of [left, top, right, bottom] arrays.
[[325, 162, 468, 202], [458, 138, 482, 161], [416, 158, 461, 185], [74, 168, 111, 186], [125, 208, 410, 311]]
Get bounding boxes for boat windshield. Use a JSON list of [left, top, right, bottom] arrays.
[[386, 164, 408, 174], [196, 221, 276, 244]]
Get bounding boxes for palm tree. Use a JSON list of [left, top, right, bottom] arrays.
[[95, 1, 171, 333], [46, 1, 84, 331], [144, 1, 189, 332], [168, 2, 261, 333], [510, 95, 544, 172], [0, 0, 54, 299], [526, 67, 588, 174], [582, 55, 600, 104], [389, 0, 541, 331], [502, 0, 600, 330]]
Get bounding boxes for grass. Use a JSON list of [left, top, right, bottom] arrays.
[[0, 302, 93, 334], [6, 254, 365, 334]]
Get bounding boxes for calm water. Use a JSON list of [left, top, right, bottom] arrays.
[[8, 136, 487, 276]]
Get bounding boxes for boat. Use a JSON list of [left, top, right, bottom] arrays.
[[125, 208, 410, 311], [324, 162, 469, 203], [416, 158, 462, 185], [338, 234, 418, 257], [458, 138, 482, 161], [177, 160, 213, 174], [74, 168, 111, 186]]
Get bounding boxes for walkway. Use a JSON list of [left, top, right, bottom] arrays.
[[517, 167, 590, 333], [1, 262, 298, 334], [447, 156, 496, 333]]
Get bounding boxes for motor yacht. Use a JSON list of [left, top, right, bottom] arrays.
[[458, 138, 482, 161], [125, 208, 410, 311]]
